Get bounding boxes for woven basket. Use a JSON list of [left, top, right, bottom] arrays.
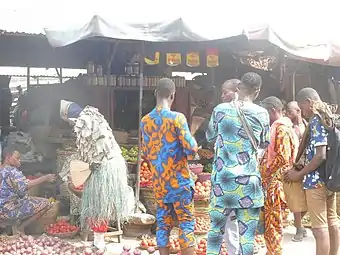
[[28, 201, 60, 234], [194, 200, 210, 221], [80, 230, 94, 241], [56, 148, 77, 174], [197, 173, 211, 182], [194, 194, 210, 201], [139, 245, 158, 251], [59, 182, 70, 200], [123, 222, 153, 237], [140, 187, 157, 216], [28, 186, 40, 197], [46, 231, 79, 239], [39, 201, 60, 225]]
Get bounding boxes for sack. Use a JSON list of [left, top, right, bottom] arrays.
[[319, 127, 340, 192]]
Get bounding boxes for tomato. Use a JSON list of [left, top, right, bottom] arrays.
[[46, 219, 79, 234]]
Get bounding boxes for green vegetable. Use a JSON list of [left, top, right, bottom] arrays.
[[203, 163, 212, 173], [121, 145, 139, 163]]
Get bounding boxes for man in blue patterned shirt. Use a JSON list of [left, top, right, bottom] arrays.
[[206, 72, 270, 255], [285, 88, 339, 255]]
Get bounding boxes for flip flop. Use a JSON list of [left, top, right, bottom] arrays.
[[292, 228, 307, 242], [303, 228, 307, 237]]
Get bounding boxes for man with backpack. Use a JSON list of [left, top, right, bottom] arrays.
[[285, 88, 339, 255]]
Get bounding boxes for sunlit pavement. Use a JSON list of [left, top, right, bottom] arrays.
[[258, 226, 315, 255], [105, 226, 315, 254]]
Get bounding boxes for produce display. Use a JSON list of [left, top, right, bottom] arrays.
[[194, 181, 211, 199], [189, 163, 203, 167], [121, 246, 144, 255], [26, 175, 39, 180], [197, 149, 214, 159], [203, 163, 212, 173], [48, 197, 56, 203], [189, 163, 204, 174], [121, 146, 139, 163], [139, 235, 157, 249], [194, 217, 210, 233], [0, 234, 104, 255], [74, 184, 84, 192], [45, 219, 80, 235], [168, 236, 180, 253], [194, 239, 227, 255], [140, 160, 152, 188]]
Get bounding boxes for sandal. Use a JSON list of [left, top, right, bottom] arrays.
[[292, 227, 307, 242]]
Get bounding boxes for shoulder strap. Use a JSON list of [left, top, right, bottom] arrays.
[[295, 117, 314, 164], [234, 101, 258, 150]]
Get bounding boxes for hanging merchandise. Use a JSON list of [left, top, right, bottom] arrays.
[[206, 48, 219, 67], [145, 52, 160, 65], [166, 53, 182, 67], [186, 52, 200, 67]]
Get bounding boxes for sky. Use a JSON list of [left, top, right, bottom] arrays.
[[1, 0, 339, 38], [1, 0, 340, 83]]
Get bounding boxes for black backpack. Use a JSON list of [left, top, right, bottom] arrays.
[[319, 124, 340, 192]]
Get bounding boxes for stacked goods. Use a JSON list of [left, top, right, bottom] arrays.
[[0, 234, 101, 255], [121, 246, 145, 254], [45, 219, 80, 238], [203, 163, 212, 173], [138, 235, 180, 254], [140, 160, 153, 188], [121, 146, 139, 163], [189, 163, 204, 174], [194, 180, 211, 201], [197, 149, 214, 160], [139, 236, 157, 250], [168, 236, 180, 254], [194, 217, 209, 234], [194, 200, 210, 222], [140, 188, 157, 216], [194, 239, 227, 255]]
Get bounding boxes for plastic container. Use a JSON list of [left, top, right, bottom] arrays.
[[189, 165, 204, 175], [93, 232, 105, 250], [197, 173, 211, 182]]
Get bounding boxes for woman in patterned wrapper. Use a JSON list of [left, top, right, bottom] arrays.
[[0, 147, 56, 234], [59, 100, 133, 239]]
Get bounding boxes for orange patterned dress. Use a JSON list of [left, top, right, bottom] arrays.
[[260, 117, 298, 255]]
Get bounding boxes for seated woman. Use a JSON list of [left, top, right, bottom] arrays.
[[0, 146, 56, 234]]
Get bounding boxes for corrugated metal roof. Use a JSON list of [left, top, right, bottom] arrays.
[[0, 30, 43, 36]]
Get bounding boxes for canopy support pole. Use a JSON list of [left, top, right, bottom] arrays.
[[26, 67, 30, 89], [135, 42, 145, 213], [107, 41, 119, 75], [55, 68, 63, 84]]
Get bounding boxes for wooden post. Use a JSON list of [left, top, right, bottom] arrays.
[[292, 71, 296, 101], [27, 67, 30, 89], [135, 42, 145, 213], [107, 41, 119, 75], [211, 68, 217, 105], [59, 68, 63, 84]]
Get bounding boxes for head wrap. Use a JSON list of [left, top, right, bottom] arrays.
[[60, 100, 83, 121]]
